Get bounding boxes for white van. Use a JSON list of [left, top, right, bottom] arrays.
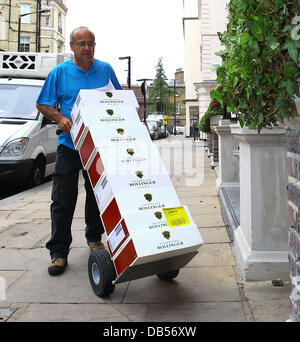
[[0, 52, 68, 187]]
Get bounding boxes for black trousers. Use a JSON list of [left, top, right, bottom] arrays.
[[46, 144, 104, 259]]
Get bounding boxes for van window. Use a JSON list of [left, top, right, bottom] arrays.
[[0, 84, 41, 120]]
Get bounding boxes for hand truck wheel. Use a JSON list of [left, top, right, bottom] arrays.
[[88, 249, 116, 297], [157, 269, 180, 282]]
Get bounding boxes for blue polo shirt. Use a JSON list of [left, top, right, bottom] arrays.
[[36, 58, 122, 150]]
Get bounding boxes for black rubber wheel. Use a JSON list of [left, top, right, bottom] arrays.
[[88, 249, 116, 297], [28, 156, 45, 187], [157, 269, 180, 282]]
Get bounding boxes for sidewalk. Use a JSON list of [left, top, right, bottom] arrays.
[[0, 135, 290, 322]]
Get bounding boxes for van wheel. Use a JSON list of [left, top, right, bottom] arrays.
[[28, 156, 45, 187]]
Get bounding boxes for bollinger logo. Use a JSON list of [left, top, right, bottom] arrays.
[[162, 231, 171, 240], [116, 128, 124, 135], [144, 193, 152, 202], [154, 211, 162, 220], [135, 170, 144, 179], [106, 109, 114, 116], [127, 148, 134, 156]]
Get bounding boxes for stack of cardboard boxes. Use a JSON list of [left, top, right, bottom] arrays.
[[70, 89, 203, 282]]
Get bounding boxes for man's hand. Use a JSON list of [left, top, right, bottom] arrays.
[[36, 104, 73, 133], [58, 115, 73, 133]]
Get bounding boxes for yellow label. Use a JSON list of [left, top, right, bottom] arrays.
[[163, 120, 168, 126], [163, 115, 168, 120], [162, 206, 190, 227]]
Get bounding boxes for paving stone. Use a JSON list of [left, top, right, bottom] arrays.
[[0, 308, 16, 322], [199, 227, 230, 243], [15, 303, 148, 322], [147, 302, 246, 322], [0, 270, 26, 288], [178, 196, 220, 206], [0, 218, 33, 232], [243, 280, 290, 301], [249, 300, 290, 322], [187, 243, 235, 267], [0, 220, 50, 249], [187, 204, 221, 215], [192, 214, 225, 228], [123, 266, 241, 303], [3, 248, 127, 304]]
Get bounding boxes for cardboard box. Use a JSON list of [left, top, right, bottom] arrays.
[[89, 142, 169, 174], [106, 206, 203, 275], [71, 89, 139, 123], [100, 187, 181, 235], [70, 106, 147, 150]]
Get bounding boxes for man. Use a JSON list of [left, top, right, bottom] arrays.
[[36, 26, 122, 276]]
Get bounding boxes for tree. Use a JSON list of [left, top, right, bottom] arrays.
[[149, 57, 173, 113]]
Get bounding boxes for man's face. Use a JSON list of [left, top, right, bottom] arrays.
[[70, 29, 95, 67]]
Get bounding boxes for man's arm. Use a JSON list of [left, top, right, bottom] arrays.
[[36, 104, 73, 133]]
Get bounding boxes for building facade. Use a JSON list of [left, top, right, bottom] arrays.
[[0, 0, 67, 53], [182, 0, 228, 136], [194, 0, 228, 128], [182, 0, 202, 136], [166, 68, 186, 128]]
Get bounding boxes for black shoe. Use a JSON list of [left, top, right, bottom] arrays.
[[48, 258, 68, 276]]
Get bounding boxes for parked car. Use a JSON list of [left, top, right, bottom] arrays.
[[146, 119, 166, 140], [175, 126, 185, 135], [0, 52, 67, 187]]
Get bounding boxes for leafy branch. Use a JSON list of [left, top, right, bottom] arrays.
[[212, 0, 300, 132]]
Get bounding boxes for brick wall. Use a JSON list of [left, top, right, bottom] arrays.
[[286, 128, 300, 322]]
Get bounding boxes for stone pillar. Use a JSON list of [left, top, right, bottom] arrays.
[[215, 120, 239, 188], [206, 133, 213, 156], [285, 119, 300, 322], [210, 115, 222, 169], [231, 125, 289, 281], [210, 132, 219, 169]]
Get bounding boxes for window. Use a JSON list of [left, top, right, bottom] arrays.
[[58, 13, 62, 33], [0, 84, 42, 120], [20, 37, 30, 52], [45, 17, 49, 26], [20, 3, 31, 23]]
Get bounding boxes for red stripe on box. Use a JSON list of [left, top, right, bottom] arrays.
[[107, 219, 130, 257], [88, 152, 104, 188], [79, 131, 94, 167], [113, 239, 137, 276], [101, 197, 122, 236], [74, 123, 85, 147]]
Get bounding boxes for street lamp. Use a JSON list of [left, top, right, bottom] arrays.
[[119, 56, 131, 89], [18, 8, 50, 52], [173, 79, 177, 135], [137, 78, 153, 123]]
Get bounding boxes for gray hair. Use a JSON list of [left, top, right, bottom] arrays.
[[70, 26, 95, 43]]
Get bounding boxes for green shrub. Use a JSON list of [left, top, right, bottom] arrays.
[[212, 0, 300, 132], [198, 100, 223, 133]]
